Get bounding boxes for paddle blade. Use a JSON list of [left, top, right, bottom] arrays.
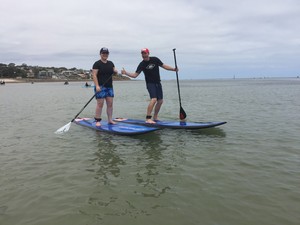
[[54, 122, 71, 134], [180, 107, 187, 120]]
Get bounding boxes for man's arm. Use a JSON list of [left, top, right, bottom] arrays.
[[161, 64, 178, 71], [121, 68, 140, 78]]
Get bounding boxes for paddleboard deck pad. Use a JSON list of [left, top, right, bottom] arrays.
[[114, 118, 226, 129], [74, 118, 158, 135]]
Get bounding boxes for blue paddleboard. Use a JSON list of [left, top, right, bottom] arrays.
[[114, 118, 226, 129], [74, 118, 158, 135]]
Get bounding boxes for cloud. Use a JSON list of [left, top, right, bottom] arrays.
[[1, 0, 300, 78]]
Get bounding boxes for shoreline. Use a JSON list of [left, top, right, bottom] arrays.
[[2, 76, 299, 84], [1, 77, 131, 83]]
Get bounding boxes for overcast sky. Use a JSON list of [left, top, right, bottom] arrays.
[[1, 0, 300, 79]]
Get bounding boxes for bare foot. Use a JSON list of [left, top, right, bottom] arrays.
[[95, 121, 101, 127], [145, 119, 156, 124], [108, 121, 117, 125]]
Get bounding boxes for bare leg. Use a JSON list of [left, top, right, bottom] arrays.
[[146, 98, 157, 123], [106, 97, 116, 124], [153, 99, 163, 120], [95, 98, 104, 126]]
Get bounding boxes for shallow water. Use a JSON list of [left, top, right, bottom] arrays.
[[0, 79, 299, 225]]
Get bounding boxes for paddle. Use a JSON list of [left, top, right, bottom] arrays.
[[54, 94, 96, 134], [172, 48, 187, 120], [55, 74, 114, 134]]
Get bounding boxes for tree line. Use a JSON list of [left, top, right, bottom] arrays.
[[0, 63, 77, 78]]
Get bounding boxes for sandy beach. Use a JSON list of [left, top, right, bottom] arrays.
[[1, 78, 24, 83], [1, 78, 76, 83], [1, 77, 130, 83]]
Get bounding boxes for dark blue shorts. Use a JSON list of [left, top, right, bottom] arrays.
[[146, 83, 163, 100], [94, 86, 114, 99]]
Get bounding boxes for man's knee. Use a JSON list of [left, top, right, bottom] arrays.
[[150, 98, 157, 104]]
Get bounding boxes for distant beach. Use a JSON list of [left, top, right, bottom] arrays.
[[1, 76, 131, 83], [1, 78, 23, 83]]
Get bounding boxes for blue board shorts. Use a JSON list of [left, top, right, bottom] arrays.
[[94, 86, 114, 99], [146, 83, 163, 100]]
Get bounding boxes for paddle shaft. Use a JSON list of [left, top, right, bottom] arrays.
[[172, 48, 187, 120], [71, 94, 96, 122], [70, 73, 114, 122], [173, 48, 183, 108]]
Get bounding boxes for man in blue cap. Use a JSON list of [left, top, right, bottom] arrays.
[[92, 47, 118, 126]]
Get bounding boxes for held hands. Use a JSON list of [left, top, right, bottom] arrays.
[[121, 67, 126, 75]]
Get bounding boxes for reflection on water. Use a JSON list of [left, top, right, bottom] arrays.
[[188, 127, 227, 137], [0, 206, 8, 215], [134, 133, 172, 198], [82, 131, 177, 221], [92, 137, 125, 184]]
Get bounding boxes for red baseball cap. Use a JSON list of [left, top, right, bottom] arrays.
[[141, 48, 149, 54]]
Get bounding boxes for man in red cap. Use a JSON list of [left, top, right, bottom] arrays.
[[121, 48, 178, 124]]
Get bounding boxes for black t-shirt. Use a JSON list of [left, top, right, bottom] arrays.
[[136, 57, 163, 84], [92, 60, 115, 87]]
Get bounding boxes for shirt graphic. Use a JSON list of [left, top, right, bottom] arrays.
[[146, 64, 156, 69]]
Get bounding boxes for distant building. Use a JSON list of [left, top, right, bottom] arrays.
[[60, 70, 85, 79], [38, 69, 55, 78], [26, 69, 35, 78]]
